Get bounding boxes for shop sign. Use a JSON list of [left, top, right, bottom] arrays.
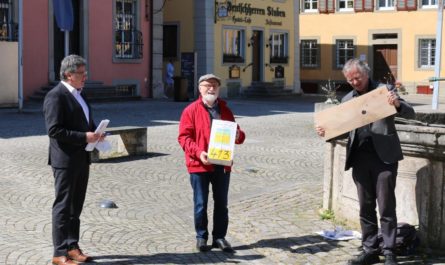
[[215, 1, 285, 25]]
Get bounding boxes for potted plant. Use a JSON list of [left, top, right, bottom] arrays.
[[321, 79, 340, 104]]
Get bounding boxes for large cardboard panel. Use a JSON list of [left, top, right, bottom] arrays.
[[314, 86, 396, 140]]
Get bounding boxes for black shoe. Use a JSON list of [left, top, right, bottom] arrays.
[[348, 251, 380, 265], [196, 238, 210, 252], [212, 238, 235, 253], [384, 254, 398, 265]]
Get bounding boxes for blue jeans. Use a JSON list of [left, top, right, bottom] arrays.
[[190, 166, 230, 240]]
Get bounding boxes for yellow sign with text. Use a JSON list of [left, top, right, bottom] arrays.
[[207, 120, 237, 166]]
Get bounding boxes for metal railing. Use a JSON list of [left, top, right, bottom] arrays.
[[115, 29, 143, 59]]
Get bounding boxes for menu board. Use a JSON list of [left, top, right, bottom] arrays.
[[181, 52, 196, 98]]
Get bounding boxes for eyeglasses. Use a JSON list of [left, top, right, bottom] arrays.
[[200, 83, 219, 89], [346, 76, 362, 84], [72, 71, 88, 77]]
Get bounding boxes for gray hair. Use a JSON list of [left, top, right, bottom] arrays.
[[342, 58, 370, 77], [60, 54, 87, 80]]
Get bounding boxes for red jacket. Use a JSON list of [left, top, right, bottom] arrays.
[[178, 97, 245, 173]]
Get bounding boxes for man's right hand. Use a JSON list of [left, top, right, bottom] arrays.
[[200, 151, 211, 165], [86, 132, 104, 143]]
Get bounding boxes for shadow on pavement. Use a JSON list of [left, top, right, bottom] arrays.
[[94, 152, 168, 164], [85, 252, 264, 264], [235, 235, 341, 254]]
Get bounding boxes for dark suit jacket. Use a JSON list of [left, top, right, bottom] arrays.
[[342, 80, 415, 170], [43, 82, 96, 168]]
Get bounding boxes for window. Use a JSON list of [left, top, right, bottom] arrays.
[[301, 39, 319, 68], [163, 24, 178, 59], [335, 39, 354, 68], [355, 0, 374, 11], [397, 0, 417, 10], [421, 0, 437, 8], [378, 0, 395, 9], [419, 39, 435, 68], [223, 28, 245, 63], [269, 32, 289, 64], [303, 0, 318, 12], [339, 0, 354, 11], [114, 0, 143, 59], [319, 0, 335, 13], [0, 0, 17, 41]]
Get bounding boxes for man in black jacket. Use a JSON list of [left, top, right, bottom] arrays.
[[43, 55, 105, 265], [316, 58, 415, 265]]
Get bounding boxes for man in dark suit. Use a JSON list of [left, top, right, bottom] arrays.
[[316, 58, 415, 265], [43, 55, 105, 265]]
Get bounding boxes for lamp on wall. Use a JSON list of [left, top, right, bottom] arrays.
[[266, 35, 272, 48], [247, 36, 255, 47]]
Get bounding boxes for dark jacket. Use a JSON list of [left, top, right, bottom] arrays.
[[343, 80, 415, 170], [43, 83, 96, 168]]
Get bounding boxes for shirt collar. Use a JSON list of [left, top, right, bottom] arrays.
[[62, 80, 82, 95]]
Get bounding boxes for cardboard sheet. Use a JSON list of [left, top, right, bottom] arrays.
[[314, 86, 396, 140]]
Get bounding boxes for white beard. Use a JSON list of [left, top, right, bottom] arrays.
[[203, 94, 218, 105]]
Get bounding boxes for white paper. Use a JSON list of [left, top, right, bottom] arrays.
[[85, 119, 110, 151], [316, 227, 361, 241], [95, 140, 112, 152], [207, 120, 237, 166]]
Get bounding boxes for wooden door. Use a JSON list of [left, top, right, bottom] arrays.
[[373, 45, 397, 84]]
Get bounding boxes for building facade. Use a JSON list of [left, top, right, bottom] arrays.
[[0, 0, 162, 107], [299, 0, 445, 94], [163, 0, 301, 98]]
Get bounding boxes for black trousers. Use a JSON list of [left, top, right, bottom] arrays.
[[351, 150, 398, 255], [52, 159, 89, 257]]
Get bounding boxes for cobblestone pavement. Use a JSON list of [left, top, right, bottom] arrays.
[[1, 96, 444, 265]]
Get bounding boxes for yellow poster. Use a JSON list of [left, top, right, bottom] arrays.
[[207, 120, 237, 166]]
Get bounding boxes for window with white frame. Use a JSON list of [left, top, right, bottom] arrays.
[[421, 0, 437, 8], [378, 0, 395, 10], [301, 39, 319, 68], [114, 0, 143, 59], [303, 0, 318, 12], [339, 0, 354, 11], [419, 38, 435, 68], [223, 28, 245, 63], [336, 39, 354, 68], [269, 32, 289, 64]]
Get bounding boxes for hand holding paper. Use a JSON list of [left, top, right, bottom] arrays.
[[85, 119, 110, 151]]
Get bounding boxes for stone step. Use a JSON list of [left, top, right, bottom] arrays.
[[28, 80, 140, 102], [243, 82, 291, 97]]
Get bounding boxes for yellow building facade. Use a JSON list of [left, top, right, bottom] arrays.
[[299, 2, 445, 94], [163, 0, 301, 98]]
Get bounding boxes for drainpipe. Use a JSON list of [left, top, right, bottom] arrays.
[[146, 0, 153, 98], [432, 0, 443, 109], [18, 0, 23, 111]]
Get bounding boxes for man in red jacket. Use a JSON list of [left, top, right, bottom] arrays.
[[178, 74, 245, 253]]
